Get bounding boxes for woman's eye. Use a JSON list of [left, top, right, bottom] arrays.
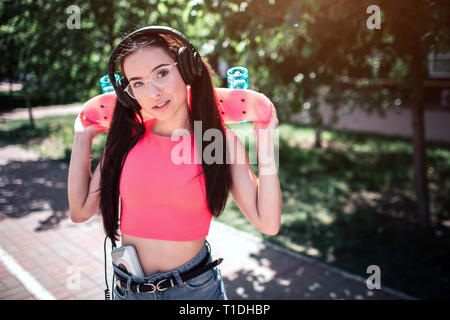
[[132, 82, 144, 88], [157, 70, 169, 78]]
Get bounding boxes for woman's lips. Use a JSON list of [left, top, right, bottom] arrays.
[[153, 100, 170, 111]]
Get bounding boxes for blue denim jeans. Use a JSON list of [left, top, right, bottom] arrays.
[[112, 240, 228, 300]]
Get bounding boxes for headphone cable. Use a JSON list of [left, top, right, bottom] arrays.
[[104, 235, 111, 300]]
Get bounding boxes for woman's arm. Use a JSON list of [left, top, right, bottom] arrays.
[[227, 101, 282, 235], [67, 113, 105, 222], [254, 128, 282, 235]]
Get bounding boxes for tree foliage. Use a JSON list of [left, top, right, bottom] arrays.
[[1, 0, 449, 226]]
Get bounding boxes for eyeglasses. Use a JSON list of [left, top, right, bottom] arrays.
[[124, 62, 178, 99]]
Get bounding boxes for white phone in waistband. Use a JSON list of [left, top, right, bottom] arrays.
[[111, 245, 145, 278]]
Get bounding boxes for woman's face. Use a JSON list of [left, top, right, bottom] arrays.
[[123, 46, 187, 121]]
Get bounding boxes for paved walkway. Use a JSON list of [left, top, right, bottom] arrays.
[[0, 105, 415, 300], [0, 104, 83, 121]]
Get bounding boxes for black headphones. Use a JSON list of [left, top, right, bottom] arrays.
[[107, 26, 203, 110]]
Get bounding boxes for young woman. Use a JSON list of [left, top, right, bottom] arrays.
[[68, 28, 282, 300]]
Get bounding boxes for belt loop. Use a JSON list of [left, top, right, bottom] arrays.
[[205, 239, 211, 255], [126, 278, 132, 293], [172, 271, 185, 287]]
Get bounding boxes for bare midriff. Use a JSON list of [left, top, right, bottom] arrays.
[[121, 233, 206, 276]]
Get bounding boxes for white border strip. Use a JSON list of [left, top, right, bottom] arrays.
[[0, 244, 55, 300]]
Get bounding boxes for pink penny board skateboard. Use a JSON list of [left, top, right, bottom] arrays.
[[80, 86, 272, 130]]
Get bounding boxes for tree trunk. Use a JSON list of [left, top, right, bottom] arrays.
[[409, 58, 430, 230], [314, 123, 322, 148], [25, 91, 35, 129], [312, 98, 323, 149]]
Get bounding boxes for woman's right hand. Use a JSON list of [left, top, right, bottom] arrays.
[[74, 110, 107, 139], [74, 92, 116, 139]]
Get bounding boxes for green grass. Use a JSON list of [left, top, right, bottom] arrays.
[[1, 115, 449, 300]]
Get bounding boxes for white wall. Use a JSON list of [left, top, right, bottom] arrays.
[[291, 104, 450, 144]]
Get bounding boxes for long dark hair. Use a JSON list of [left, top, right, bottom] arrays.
[[99, 33, 232, 242]]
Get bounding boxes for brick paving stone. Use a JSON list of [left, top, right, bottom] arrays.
[[27, 267, 47, 279], [74, 287, 104, 300], [313, 273, 369, 300], [34, 273, 60, 290], [269, 263, 333, 299], [0, 285, 32, 300], [0, 280, 7, 292], [2, 275, 22, 290], [49, 286, 75, 300], [318, 282, 384, 300]]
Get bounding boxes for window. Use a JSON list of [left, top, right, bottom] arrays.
[[428, 51, 450, 78]]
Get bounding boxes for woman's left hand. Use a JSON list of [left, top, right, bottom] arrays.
[[253, 99, 279, 134]]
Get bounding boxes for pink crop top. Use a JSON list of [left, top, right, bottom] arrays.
[[119, 121, 212, 241]]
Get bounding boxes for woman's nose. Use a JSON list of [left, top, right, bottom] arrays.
[[148, 82, 162, 98]]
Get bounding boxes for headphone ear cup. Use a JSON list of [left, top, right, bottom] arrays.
[[184, 47, 198, 80], [177, 46, 193, 84], [178, 46, 203, 84], [191, 51, 203, 78]]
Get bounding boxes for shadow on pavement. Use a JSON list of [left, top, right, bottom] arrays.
[[0, 158, 69, 231], [221, 244, 396, 300]]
